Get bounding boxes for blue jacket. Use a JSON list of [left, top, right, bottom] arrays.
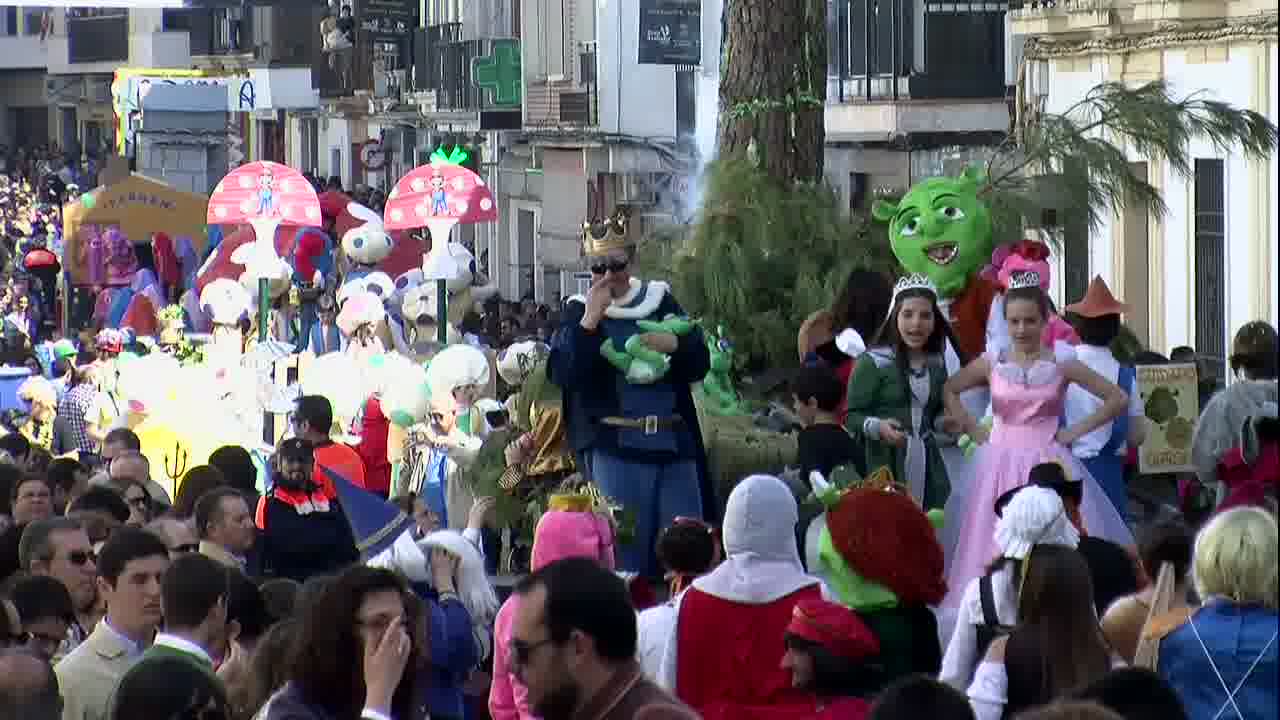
[[411, 584, 479, 720], [1159, 602, 1278, 720], [548, 286, 710, 464]]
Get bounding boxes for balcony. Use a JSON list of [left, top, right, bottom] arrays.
[[313, 36, 375, 98], [67, 11, 129, 64], [185, 8, 255, 59], [525, 47, 599, 131], [414, 25, 523, 130], [826, 0, 1007, 103], [0, 33, 49, 71]]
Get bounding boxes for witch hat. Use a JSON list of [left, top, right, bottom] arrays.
[[323, 463, 416, 561], [1065, 276, 1129, 318]]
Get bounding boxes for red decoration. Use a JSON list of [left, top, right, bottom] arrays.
[[826, 487, 948, 606], [383, 162, 497, 231], [1011, 239, 1051, 262], [207, 161, 321, 228]]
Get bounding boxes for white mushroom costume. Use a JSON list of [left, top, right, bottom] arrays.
[[402, 242, 498, 348], [199, 278, 252, 359]]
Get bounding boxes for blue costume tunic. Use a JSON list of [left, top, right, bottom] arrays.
[[549, 279, 715, 576]]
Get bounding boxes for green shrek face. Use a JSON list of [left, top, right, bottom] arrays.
[[873, 167, 994, 298]]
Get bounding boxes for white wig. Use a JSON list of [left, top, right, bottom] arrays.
[[419, 530, 499, 659], [419, 530, 498, 622]]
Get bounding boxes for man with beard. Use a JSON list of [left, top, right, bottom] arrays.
[[510, 557, 697, 720], [256, 438, 359, 582]]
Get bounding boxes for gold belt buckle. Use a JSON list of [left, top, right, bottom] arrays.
[[643, 415, 659, 435]]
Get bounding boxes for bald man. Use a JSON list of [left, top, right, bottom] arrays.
[[98, 453, 172, 508], [0, 650, 62, 720]]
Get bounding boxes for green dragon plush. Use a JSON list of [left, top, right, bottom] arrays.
[[872, 166, 1000, 360], [700, 325, 746, 416], [600, 314, 697, 384]]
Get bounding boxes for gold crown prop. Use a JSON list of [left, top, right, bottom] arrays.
[[582, 209, 631, 255]]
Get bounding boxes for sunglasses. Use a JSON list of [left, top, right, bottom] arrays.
[[589, 259, 628, 275], [67, 549, 97, 566], [510, 637, 555, 667]]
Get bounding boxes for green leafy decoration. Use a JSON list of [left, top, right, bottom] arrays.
[[430, 145, 470, 166], [985, 80, 1278, 243], [635, 158, 899, 372]]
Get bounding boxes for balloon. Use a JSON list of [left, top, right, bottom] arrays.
[[81, 193, 96, 209]]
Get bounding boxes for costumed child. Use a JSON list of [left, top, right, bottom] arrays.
[[336, 288, 386, 364], [779, 599, 884, 720], [845, 274, 962, 510], [306, 292, 344, 355], [397, 344, 491, 531], [940, 272, 1134, 607], [489, 490, 617, 720], [806, 468, 947, 690], [982, 239, 1080, 353], [1062, 277, 1147, 519]]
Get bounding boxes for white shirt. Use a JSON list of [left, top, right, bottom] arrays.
[[1065, 344, 1143, 458], [153, 632, 213, 665], [939, 566, 1019, 691]]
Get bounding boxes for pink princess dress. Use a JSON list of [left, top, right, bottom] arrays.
[[941, 350, 1134, 608]]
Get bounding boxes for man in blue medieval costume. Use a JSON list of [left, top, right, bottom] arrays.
[[549, 210, 715, 577]]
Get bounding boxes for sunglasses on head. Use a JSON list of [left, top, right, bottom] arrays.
[[590, 259, 628, 275]]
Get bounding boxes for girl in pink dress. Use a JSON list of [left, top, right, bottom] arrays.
[[940, 275, 1134, 608]]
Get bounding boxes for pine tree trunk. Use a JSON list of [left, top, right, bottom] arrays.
[[718, 0, 827, 183]]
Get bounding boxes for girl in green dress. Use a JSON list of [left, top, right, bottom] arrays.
[[845, 274, 966, 510]]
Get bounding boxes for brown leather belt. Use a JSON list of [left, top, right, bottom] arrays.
[[600, 415, 685, 436]]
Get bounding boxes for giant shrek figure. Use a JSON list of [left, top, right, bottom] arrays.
[[873, 167, 998, 361]]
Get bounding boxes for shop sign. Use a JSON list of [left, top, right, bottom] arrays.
[[638, 0, 701, 66]]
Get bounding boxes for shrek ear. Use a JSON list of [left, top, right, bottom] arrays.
[[960, 165, 988, 187], [871, 199, 899, 224]]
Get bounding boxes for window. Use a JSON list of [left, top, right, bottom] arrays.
[[1193, 158, 1226, 374], [1122, 161, 1150, 345], [516, 209, 537, 299]]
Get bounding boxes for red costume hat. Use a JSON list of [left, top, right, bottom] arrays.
[[826, 481, 948, 606], [1065, 276, 1129, 318], [786, 598, 880, 661]]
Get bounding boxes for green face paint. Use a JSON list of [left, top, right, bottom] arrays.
[[874, 167, 994, 298]]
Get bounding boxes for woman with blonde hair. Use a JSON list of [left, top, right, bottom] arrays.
[[1142, 506, 1278, 719]]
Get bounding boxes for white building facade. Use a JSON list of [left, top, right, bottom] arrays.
[[1015, 2, 1277, 372]]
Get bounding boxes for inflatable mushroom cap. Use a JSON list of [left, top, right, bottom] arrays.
[[336, 289, 387, 336], [497, 340, 550, 387], [425, 343, 490, 399]]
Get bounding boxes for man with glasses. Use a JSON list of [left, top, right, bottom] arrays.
[[256, 438, 359, 582], [18, 518, 100, 660], [548, 212, 715, 577], [144, 517, 200, 559], [509, 557, 696, 720]]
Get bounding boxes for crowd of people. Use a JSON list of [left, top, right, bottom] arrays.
[[0, 144, 1274, 720]]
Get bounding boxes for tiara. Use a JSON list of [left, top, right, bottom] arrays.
[[892, 274, 938, 302], [1008, 270, 1043, 290]]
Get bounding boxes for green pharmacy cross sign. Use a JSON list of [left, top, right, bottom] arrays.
[[472, 39, 522, 107]]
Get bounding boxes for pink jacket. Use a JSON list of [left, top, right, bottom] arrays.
[[489, 510, 616, 720]]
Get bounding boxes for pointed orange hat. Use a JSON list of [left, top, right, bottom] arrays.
[[1065, 276, 1129, 318]]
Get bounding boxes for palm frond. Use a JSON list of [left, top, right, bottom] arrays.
[[989, 80, 1278, 235]]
